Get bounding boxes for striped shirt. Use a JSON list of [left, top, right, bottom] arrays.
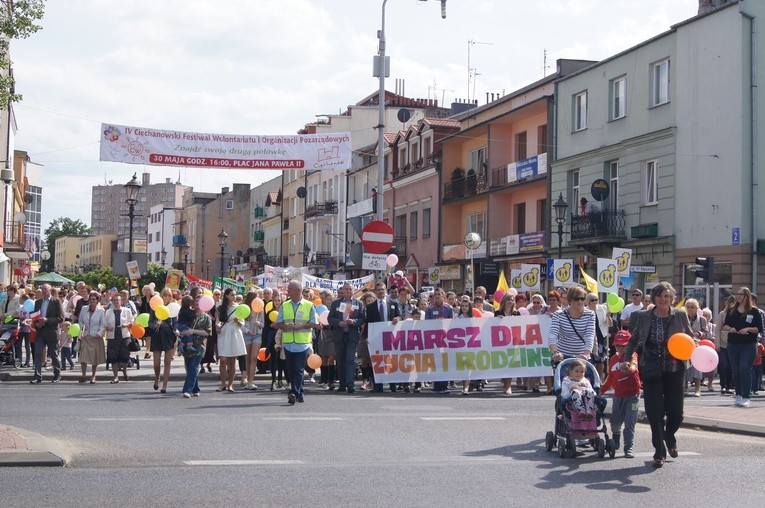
[[548, 308, 596, 357]]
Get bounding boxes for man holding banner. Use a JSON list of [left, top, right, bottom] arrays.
[[425, 287, 455, 394], [328, 283, 365, 394]]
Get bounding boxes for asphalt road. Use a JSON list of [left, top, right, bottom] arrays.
[[2, 378, 764, 507]]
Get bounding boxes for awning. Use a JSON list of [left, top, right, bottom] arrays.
[[0, 251, 9, 264]]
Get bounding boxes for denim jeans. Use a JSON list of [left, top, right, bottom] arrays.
[[183, 355, 202, 394], [727, 342, 757, 399], [717, 347, 733, 390], [751, 363, 763, 392], [610, 394, 639, 449], [60, 346, 74, 369], [333, 335, 358, 390], [33, 340, 60, 380], [284, 348, 309, 400]]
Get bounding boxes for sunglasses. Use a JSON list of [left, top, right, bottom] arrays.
[[571, 297, 586, 302]]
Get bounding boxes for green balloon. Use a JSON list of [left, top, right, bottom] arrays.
[[606, 292, 619, 306], [68, 324, 81, 337], [609, 297, 625, 314], [4, 315, 13, 323], [235, 304, 251, 320], [136, 313, 150, 327]]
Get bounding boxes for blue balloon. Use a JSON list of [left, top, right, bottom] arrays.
[[23, 299, 34, 313], [315, 304, 328, 315]]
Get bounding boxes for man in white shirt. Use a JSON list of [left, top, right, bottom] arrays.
[[620, 289, 644, 329]]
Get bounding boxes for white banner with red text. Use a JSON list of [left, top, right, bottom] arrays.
[[100, 123, 351, 170], [368, 315, 552, 383]]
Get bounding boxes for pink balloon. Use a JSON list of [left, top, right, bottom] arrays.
[[482, 311, 495, 318], [386, 254, 399, 267], [690, 345, 719, 373], [493, 290, 505, 302], [508, 288, 518, 297], [517, 307, 529, 316], [319, 310, 330, 326], [198, 295, 215, 312]]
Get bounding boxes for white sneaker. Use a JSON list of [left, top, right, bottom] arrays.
[[741, 398, 751, 408], [183, 393, 191, 399], [735, 395, 743, 406]]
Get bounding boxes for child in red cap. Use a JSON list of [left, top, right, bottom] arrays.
[[601, 329, 641, 458]]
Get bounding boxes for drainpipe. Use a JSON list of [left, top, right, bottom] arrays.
[[740, 2, 758, 291]]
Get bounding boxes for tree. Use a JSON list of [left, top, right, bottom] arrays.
[[60, 266, 125, 292], [0, 0, 46, 110], [42, 217, 91, 272]]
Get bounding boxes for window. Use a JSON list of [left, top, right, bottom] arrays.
[[410, 141, 419, 164], [515, 203, 526, 234], [537, 124, 547, 155], [536, 198, 547, 232], [571, 170, 580, 212], [395, 214, 407, 239], [610, 76, 626, 119], [410, 211, 418, 239], [470, 147, 486, 174], [422, 208, 431, 238], [515, 131, 527, 161], [651, 59, 670, 107], [608, 161, 619, 211], [573, 91, 587, 131], [423, 136, 432, 159], [468, 212, 486, 240], [644, 160, 658, 205]]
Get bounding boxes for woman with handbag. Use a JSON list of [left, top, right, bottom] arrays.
[[623, 281, 693, 468], [180, 294, 212, 398], [105, 293, 134, 383], [548, 286, 596, 366], [77, 291, 106, 384], [216, 288, 246, 392]]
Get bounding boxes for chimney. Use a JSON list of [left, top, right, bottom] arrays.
[[698, 0, 730, 15], [486, 92, 490, 104], [222, 187, 229, 195]]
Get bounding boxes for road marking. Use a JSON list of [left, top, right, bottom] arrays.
[[262, 417, 344, 421], [420, 417, 506, 421], [88, 417, 173, 421], [380, 406, 454, 411], [184, 459, 304, 466]]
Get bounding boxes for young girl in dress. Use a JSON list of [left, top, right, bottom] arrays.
[[561, 359, 597, 412]]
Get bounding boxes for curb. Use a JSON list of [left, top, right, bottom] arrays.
[[0, 424, 67, 467]]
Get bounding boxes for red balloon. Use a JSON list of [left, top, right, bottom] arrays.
[[472, 308, 482, 318], [699, 339, 715, 348]]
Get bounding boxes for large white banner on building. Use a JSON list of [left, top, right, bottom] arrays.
[[368, 315, 552, 383], [100, 123, 351, 170]]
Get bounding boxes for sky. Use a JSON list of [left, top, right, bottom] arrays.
[[11, 0, 700, 235]]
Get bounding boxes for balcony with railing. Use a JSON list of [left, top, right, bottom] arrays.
[[172, 234, 187, 247], [3, 221, 25, 250], [304, 250, 331, 266], [264, 256, 281, 266], [304, 201, 338, 219], [569, 210, 627, 245]]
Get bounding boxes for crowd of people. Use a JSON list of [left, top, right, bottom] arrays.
[[2, 276, 764, 467]]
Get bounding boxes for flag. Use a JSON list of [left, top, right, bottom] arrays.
[[579, 266, 598, 294], [675, 298, 686, 309], [493, 270, 510, 310]]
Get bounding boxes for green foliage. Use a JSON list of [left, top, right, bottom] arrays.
[[139, 263, 169, 294], [60, 266, 126, 292], [0, 0, 46, 110], [42, 217, 91, 272]]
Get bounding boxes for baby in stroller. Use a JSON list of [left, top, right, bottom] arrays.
[[561, 358, 598, 413]]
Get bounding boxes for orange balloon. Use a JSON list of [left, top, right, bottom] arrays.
[[257, 347, 271, 362], [251, 297, 264, 313], [313, 298, 322, 306], [149, 294, 163, 311], [131, 324, 145, 338], [668, 332, 695, 360], [307, 353, 322, 370]]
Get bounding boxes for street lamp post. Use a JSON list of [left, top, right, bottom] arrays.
[[183, 243, 190, 274], [205, 259, 211, 279], [160, 248, 167, 267], [375, 0, 446, 222], [123, 173, 142, 262], [553, 193, 569, 259], [218, 229, 228, 279]]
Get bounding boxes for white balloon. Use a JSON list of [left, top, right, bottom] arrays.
[[167, 302, 181, 318]]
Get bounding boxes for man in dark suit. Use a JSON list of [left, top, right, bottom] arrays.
[[365, 281, 401, 393], [328, 283, 365, 393], [31, 284, 65, 383]]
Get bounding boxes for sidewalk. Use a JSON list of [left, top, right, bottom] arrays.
[[0, 425, 66, 467]]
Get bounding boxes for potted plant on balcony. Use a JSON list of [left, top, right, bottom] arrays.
[[450, 167, 465, 198], [466, 168, 477, 195]]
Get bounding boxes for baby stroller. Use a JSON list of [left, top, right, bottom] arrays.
[[544, 357, 615, 459], [0, 323, 20, 366]]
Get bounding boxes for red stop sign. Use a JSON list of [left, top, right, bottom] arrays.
[[361, 220, 394, 254]]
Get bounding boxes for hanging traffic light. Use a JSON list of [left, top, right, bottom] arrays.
[[694, 257, 715, 283]]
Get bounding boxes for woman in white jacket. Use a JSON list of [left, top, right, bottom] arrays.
[[104, 294, 135, 383], [78, 291, 106, 383]]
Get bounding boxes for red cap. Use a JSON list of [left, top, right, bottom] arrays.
[[613, 330, 631, 346]]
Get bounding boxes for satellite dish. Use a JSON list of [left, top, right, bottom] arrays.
[[322, 224, 332, 235], [397, 109, 411, 123], [40, 250, 51, 261], [464, 232, 482, 250], [14, 212, 26, 224], [296, 187, 307, 198]]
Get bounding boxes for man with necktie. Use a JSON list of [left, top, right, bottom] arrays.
[[328, 283, 365, 393], [365, 282, 400, 393], [31, 284, 65, 383]]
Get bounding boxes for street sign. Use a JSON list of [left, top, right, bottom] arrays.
[[362, 253, 387, 271], [361, 220, 394, 254]]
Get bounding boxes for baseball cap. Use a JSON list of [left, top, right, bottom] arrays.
[[613, 330, 631, 346], [394, 270, 404, 277]]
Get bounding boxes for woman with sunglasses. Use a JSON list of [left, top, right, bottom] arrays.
[[548, 286, 596, 366], [721, 286, 763, 407]]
